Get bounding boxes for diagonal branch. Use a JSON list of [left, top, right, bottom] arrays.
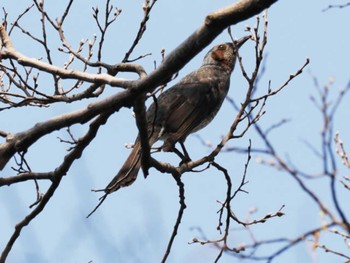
[[0, 111, 112, 263]]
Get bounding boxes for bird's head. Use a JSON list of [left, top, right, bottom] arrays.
[[203, 35, 251, 71]]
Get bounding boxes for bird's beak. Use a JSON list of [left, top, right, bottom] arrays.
[[234, 35, 251, 49]]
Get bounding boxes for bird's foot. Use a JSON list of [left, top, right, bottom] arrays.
[[179, 155, 192, 166]]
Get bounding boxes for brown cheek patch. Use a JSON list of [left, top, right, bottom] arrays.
[[211, 49, 224, 61]]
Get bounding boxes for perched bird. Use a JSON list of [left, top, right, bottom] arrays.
[[105, 36, 250, 194]]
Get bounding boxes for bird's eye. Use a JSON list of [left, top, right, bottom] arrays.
[[218, 44, 226, 50]]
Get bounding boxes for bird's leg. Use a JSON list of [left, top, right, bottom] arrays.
[[161, 139, 191, 164], [178, 141, 191, 165], [162, 140, 185, 159], [171, 146, 186, 160], [150, 146, 162, 153], [167, 145, 190, 165], [161, 137, 191, 164]]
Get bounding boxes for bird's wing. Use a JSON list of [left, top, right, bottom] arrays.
[[155, 81, 221, 142]]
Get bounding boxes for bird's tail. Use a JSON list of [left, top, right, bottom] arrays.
[[104, 140, 142, 193], [104, 133, 158, 193]]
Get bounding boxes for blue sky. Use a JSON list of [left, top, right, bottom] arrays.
[[1, 0, 350, 262]]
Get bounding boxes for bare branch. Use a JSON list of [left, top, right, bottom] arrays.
[[0, 111, 112, 262], [322, 2, 350, 12], [161, 170, 186, 263], [122, 0, 157, 63], [316, 244, 350, 261], [335, 132, 350, 170]]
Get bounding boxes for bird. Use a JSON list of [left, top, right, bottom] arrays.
[[105, 36, 250, 194]]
